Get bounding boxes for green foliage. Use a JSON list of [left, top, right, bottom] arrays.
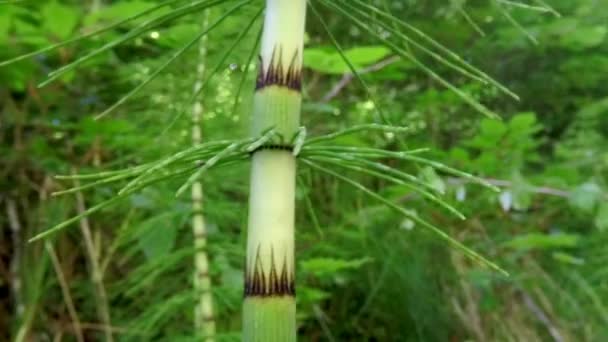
[[42, 1, 80, 39], [303, 46, 391, 74], [301, 257, 373, 277], [504, 233, 580, 251]]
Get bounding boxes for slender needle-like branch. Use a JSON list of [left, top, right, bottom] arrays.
[[321, 56, 400, 103], [73, 173, 113, 342], [45, 243, 85, 342]]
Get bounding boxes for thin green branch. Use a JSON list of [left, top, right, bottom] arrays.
[[0, 0, 183, 67], [339, 0, 520, 101], [96, 0, 252, 119], [494, 1, 539, 44], [189, 6, 263, 102], [322, 0, 501, 119], [309, 1, 390, 124], [38, 0, 232, 87], [307, 154, 466, 219], [302, 159, 508, 276]]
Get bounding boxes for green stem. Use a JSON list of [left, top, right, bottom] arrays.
[[191, 8, 216, 341], [244, 0, 307, 341]]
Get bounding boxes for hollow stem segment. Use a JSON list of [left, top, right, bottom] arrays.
[[251, 0, 306, 139], [244, 0, 306, 341]]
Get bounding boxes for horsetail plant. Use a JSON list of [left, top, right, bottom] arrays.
[[190, 8, 216, 341], [1, 0, 561, 339], [242, 0, 306, 340]]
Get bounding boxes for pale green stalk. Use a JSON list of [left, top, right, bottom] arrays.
[[244, 0, 307, 341], [191, 8, 216, 341]]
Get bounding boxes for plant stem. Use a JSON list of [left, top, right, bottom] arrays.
[[244, 0, 306, 341], [6, 199, 24, 319], [45, 242, 85, 342], [76, 5, 113, 340], [73, 176, 114, 342], [191, 7, 216, 341]]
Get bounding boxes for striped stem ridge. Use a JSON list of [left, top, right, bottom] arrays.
[[244, 0, 306, 341]]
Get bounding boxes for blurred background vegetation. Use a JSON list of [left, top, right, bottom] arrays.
[[1, 0, 607, 340]]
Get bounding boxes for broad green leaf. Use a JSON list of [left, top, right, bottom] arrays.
[[343, 46, 391, 66], [304, 45, 390, 74], [504, 233, 581, 251], [467, 119, 507, 149], [301, 257, 372, 277], [13, 18, 50, 46], [0, 9, 11, 44], [84, 1, 163, 25], [560, 25, 607, 50], [297, 287, 330, 304], [156, 23, 199, 47], [508, 112, 540, 134], [303, 48, 342, 74], [0, 59, 34, 91], [480, 119, 508, 139], [552, 252, 585, 265], [42, 1, 80, 39]]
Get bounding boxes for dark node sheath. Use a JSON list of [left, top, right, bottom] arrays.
[[245, 245, 295, 297], [256, 45, 302, 91]]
